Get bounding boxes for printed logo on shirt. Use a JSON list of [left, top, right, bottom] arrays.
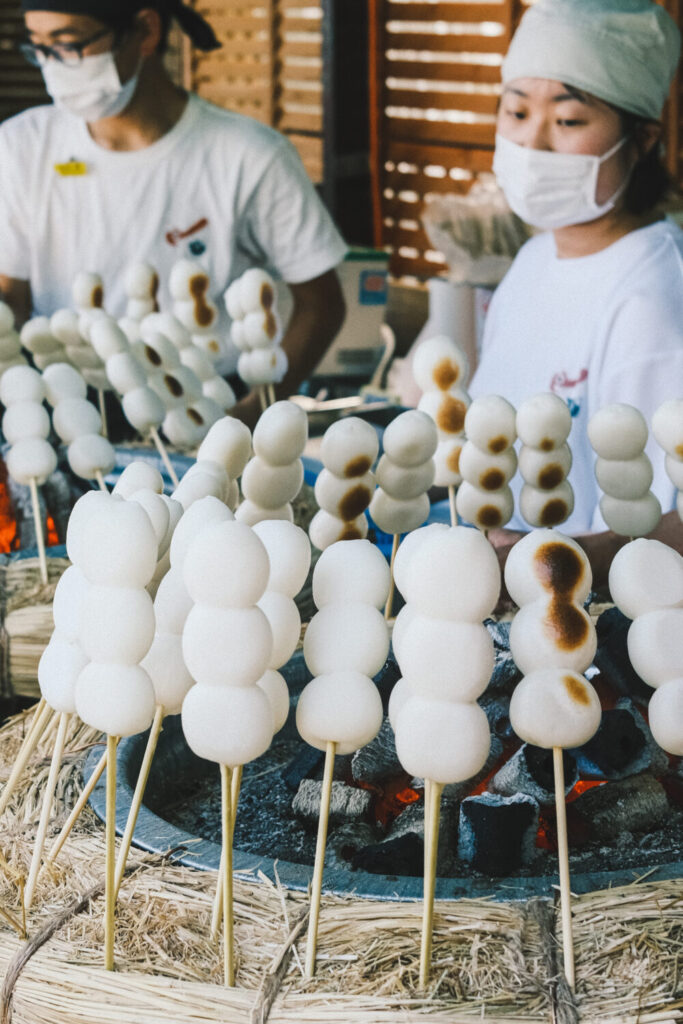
[[54, 159, 88, 176], [550, 368, 588, 418], [166, 218, 209, 247]]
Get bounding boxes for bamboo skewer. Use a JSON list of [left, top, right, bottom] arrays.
[[304, 740, 336, 978], [448, 485, 457, 528], [47, 746, 108, 866], [258, 387, 268, 413], [267, 383, 277, 407], [104, 735, 119, 971], [553, 746, 575, 990], [24, 711, 70, 912], [95, 471, 108, 493], [149, 427, 179, 487], [220, 763, 235, 987], [28, 477, 48, 584], [98, 389, 109, 440], [114, 705, 164, 897], [0, 700, 54, 817], [211, 765, 243, 941], [419, 778, 443, 990], [384, 533, 401, 621]]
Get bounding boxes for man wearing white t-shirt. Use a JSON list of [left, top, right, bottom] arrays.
[[0, 0, 348, 425]]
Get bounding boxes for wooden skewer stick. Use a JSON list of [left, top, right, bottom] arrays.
[[0, 701, 54, 817], [95, 470, 109, 494], [47, 746, 107, 866], [267, 383, 277, 407], [419, 778, 443, 990], [104, 734, 119, 971], [384, 533, 401, 621], [257, 387, 268, 414], [304, 739, 336, 978], [23, 712, 70, 912], [97, 389, 109, 440], [211, 764, 243, 941], [553, 746, 575, 990], [448, 485, 457, 528], [114, 705, 164, 897], [149, 427, 179, 488], [28, 477, 48, 584], [220, 763, 235, 986]]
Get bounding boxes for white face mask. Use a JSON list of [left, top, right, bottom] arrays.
[[493, 133, 630, 230], [41, 51, 140, 123]]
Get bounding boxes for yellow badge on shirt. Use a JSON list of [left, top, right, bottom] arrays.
[[54, 160, 88, 176]]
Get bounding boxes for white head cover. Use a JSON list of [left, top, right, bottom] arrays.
[[502, 0, 680, 120]]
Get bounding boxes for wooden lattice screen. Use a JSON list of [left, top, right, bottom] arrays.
[[0, 0, 47, 121]]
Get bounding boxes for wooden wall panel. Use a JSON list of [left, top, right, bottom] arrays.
[[0, 0, 48, 122]]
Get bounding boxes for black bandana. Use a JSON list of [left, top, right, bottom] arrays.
[[21, 0, 220, 51]]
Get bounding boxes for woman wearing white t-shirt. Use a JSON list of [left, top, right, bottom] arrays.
[[470, 0, 683, 583]]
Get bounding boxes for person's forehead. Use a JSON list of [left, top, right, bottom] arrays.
[[24, 10, 105, 37], [502, 78, 592, 103]]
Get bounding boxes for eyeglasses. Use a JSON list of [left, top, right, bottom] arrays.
[[18, 26, 120, 67]]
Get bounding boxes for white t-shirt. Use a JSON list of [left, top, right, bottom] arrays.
[[470, 220, 683, 535], [0, 94, 348, 373]]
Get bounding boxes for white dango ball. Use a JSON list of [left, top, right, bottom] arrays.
[[652, 399, 683, 458], [256, 669, 289, 733], [509, 598, 596, 675], [38, 635, 88, 714], [183, 519, 269, 607], [2, 402, 50, 445], [90, 319, 129, 361], [118, 317, 142, 345], [375, 455, 434, 500], [114, 461, 163, 498], [50, 309, 82, 347], [190, 396, 224, 430], [243, 310, 279, 349], [180, 346, 213, 381], [315, 468, 374, 519], [609, 535, 682, 619], [369, 489, 430, 535], [518, 444, 572, 491], [257, 591, 301, 668], [313, 538, 390, 610], [197, 418, 252, 479], [599, 492, 661, 538], [383, 410, 438, 468], [52, 565, 87, 642], [304, 604, 389, 677], [6, 438, 57, 485], [231, 320, 248, 352], [154, 568, 193, 634], [203, 377, 236, 411], [456, 481, 514, 531], [242, 456, 303, 508], [394, 696, 490, 785], [588, 403, 648, 461], [387, 676, 412, 732], [253, 401, 308, 466], [224, 279, 246, 321], [169, 259, 205, 301], [516, 392, 571, 450], [124, 262, 157, 300], [80, 585, 155, 665], [504, 529, 592, 608], [401, 525, 500, 622], [66, 490, 115, 566], [460, 444, 517, 491], [76, 663, 156, 737], [236, 499, 293, 526], [296, 671, 383, 755], [237, 348, 278, 386], [178, 461, 229, 504], [68, 434, 116, 480], [141, 313, 191, 351], [520, 480, 575, 528], [464, 395, 516, 454], [141, 633, 194, 715], [183, 605, 272, 687], [42, 363, 87, 405], [647, 678, 683, 756], [398, 617, 493, 702], [509, 669, 602, 749], [413, 335, 468, 394], [20, 317, 58, 356], [308, 509, 367, 549], [182, 683, 273, 766], [390, 605, 415, 665], [392, 523, 448, 599], [665, 455, 683, 490], [52, 397, 101, 444], [128, 488, 170, 550], [150, 371, 190, 410], [73, 271, 104, 310], [626, 608, 683, 688], [595, 453, 653, 500], [172, 468, 224, 510], [239, 268, 276, 314], [122, 386, 165, 433], [0, 365, 45, 406], [0, 301, 15, 334], [78, 498, 158, 588], [162, 408, 205, 449], [320, 417, 379, 478], [106, 352, 147, 394], [252, 520, 311, 597]]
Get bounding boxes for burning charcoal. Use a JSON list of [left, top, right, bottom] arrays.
[[593, 606, 652, 705], [458, 792, 539, 874], [482, 618, 522, 694], [439, 735, 504, 802], [6, 476, 44, 550], [326, 822, 378, 871], [572, 698, 668, 780], [351, 832, 424, 876], [490, 744, 577, 804], [568, 775, 670, 841], [292, 779, 371, 826], [479, 693, 514, 742], [351, 717, 402, 784], [385, 795, 458, 874], [374, 651, 402, 710], [281, 745, 324, 792]]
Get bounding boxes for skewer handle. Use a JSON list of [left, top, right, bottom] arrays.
[[257, 387, 268, 413], [448, 485, 457, 528], [47, 746, 107, 866], [28, 477, 48, 584], [104, 734, 119, 971], [211, 765, 243, 941], [24, 712, 70, 911], [114, 705, 164, 896], [95, 470, 108, 493], [0, 701, 53, 817], [98, 389, 109, 440], [267, 383, 277, 407], [419, 779, 443, 990], [553, 746, 575, 990], [149, 427, 179, 488], [305, 740, 336, 978], [384, 533, 400, 621], [220, 764, 235, 986]]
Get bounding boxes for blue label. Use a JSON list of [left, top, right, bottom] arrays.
[[358, 269, 388, 307]]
